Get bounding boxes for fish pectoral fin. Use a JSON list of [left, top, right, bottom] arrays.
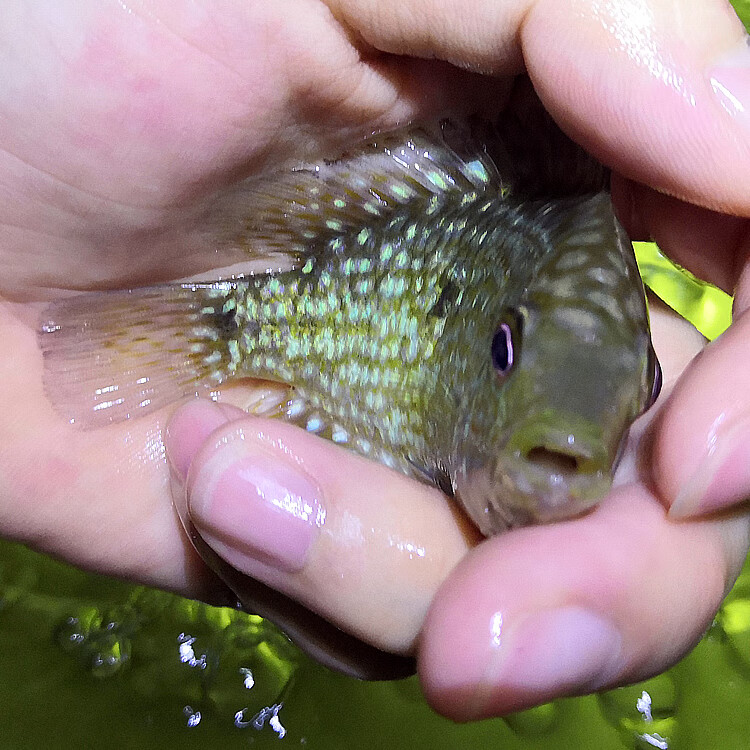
[[433, 462, 455, 497], [241, 384, 297, 418], [404, 457, 455, 497]]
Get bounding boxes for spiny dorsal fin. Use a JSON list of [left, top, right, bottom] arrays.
[[218, 128, 502, 260]]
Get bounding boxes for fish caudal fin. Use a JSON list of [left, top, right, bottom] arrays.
[[39, 283, 239, 428]]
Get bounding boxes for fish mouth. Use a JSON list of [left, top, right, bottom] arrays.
[[453, 437, 617, 536], [494, 449, 612, 524]]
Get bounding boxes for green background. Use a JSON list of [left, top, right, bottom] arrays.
[[2, 3, 749, 747]]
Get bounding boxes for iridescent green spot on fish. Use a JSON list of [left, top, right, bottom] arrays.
[[355, 278, 372, 295], [380, 242, 394, 262], [394, 250, 409, 270], [465, 161, 490, 183], [391, 184, 413, 200], [426, 170, 449, 190], [425, 196, 440, 215]]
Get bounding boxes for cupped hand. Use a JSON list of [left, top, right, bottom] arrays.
[[0, 0, 501, 596], [2, 0, 750, 721]]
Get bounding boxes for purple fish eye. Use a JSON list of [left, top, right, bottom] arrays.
[[646, 344, 662, 409], [491, 322, 515, 375]]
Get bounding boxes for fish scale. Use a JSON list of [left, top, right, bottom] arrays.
[[217, 192, 544, 477]]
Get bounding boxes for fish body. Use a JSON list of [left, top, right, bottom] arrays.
[[40, 121, 659, 536]]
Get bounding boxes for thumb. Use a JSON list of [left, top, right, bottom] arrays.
[[164, 398, 475, 679]]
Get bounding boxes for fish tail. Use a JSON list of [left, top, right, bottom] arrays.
[[39, 283, 241, 428]]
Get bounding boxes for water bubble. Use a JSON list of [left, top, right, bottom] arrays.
[[183, 705, 202, 728], [55, 608, 132, 677], [235, 702, 287, 738], [177, 633, 209, 670], [598, 674, 676, 749]]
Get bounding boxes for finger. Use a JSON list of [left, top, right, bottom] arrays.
[[647, 294, 708, 387], [419, 485, 750, 719], [326, 0, 750, 213], [418, 300, 725, 719], [624, 180, 749, 294], [524, 0, 750, 214], [164, 399, 478, 656], [652, 309, 750, 518]]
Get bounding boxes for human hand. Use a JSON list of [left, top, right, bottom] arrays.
[[2, 0, 749, 720], [0, 0, 499, 597], [163, 0, 750, 718]]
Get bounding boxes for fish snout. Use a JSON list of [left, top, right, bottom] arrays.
[[508, 418, 609, 479], [498, 417, 615, 526], [523, 444, 591, 478], [455, 416, 617, 535]]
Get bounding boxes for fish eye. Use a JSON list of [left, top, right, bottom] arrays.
[[491, 312, 520, 376], [646, 344, 662, 409]]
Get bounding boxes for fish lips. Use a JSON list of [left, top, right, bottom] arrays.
[[453, 445, 615, 536]]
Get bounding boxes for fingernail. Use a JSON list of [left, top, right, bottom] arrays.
[[474, 607, 621, 715], [709, 37, 750, 121], [670, 420, 750, 519], [188, 450, 325, 574]]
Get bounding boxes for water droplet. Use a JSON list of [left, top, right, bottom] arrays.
[[598, 674, 676, 748]]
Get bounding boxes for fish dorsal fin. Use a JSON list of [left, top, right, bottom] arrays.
[[219, 128, 501, 260]]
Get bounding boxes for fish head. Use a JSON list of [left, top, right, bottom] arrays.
[[451, 297, 660, 536]]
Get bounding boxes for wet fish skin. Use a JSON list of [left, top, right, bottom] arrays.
[[39, 124, 658, 537]]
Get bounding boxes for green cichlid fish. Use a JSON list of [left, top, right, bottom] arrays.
[[39, 112, 660, 538]]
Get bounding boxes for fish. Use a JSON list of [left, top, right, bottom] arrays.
[[38, 109, 661, 539]]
